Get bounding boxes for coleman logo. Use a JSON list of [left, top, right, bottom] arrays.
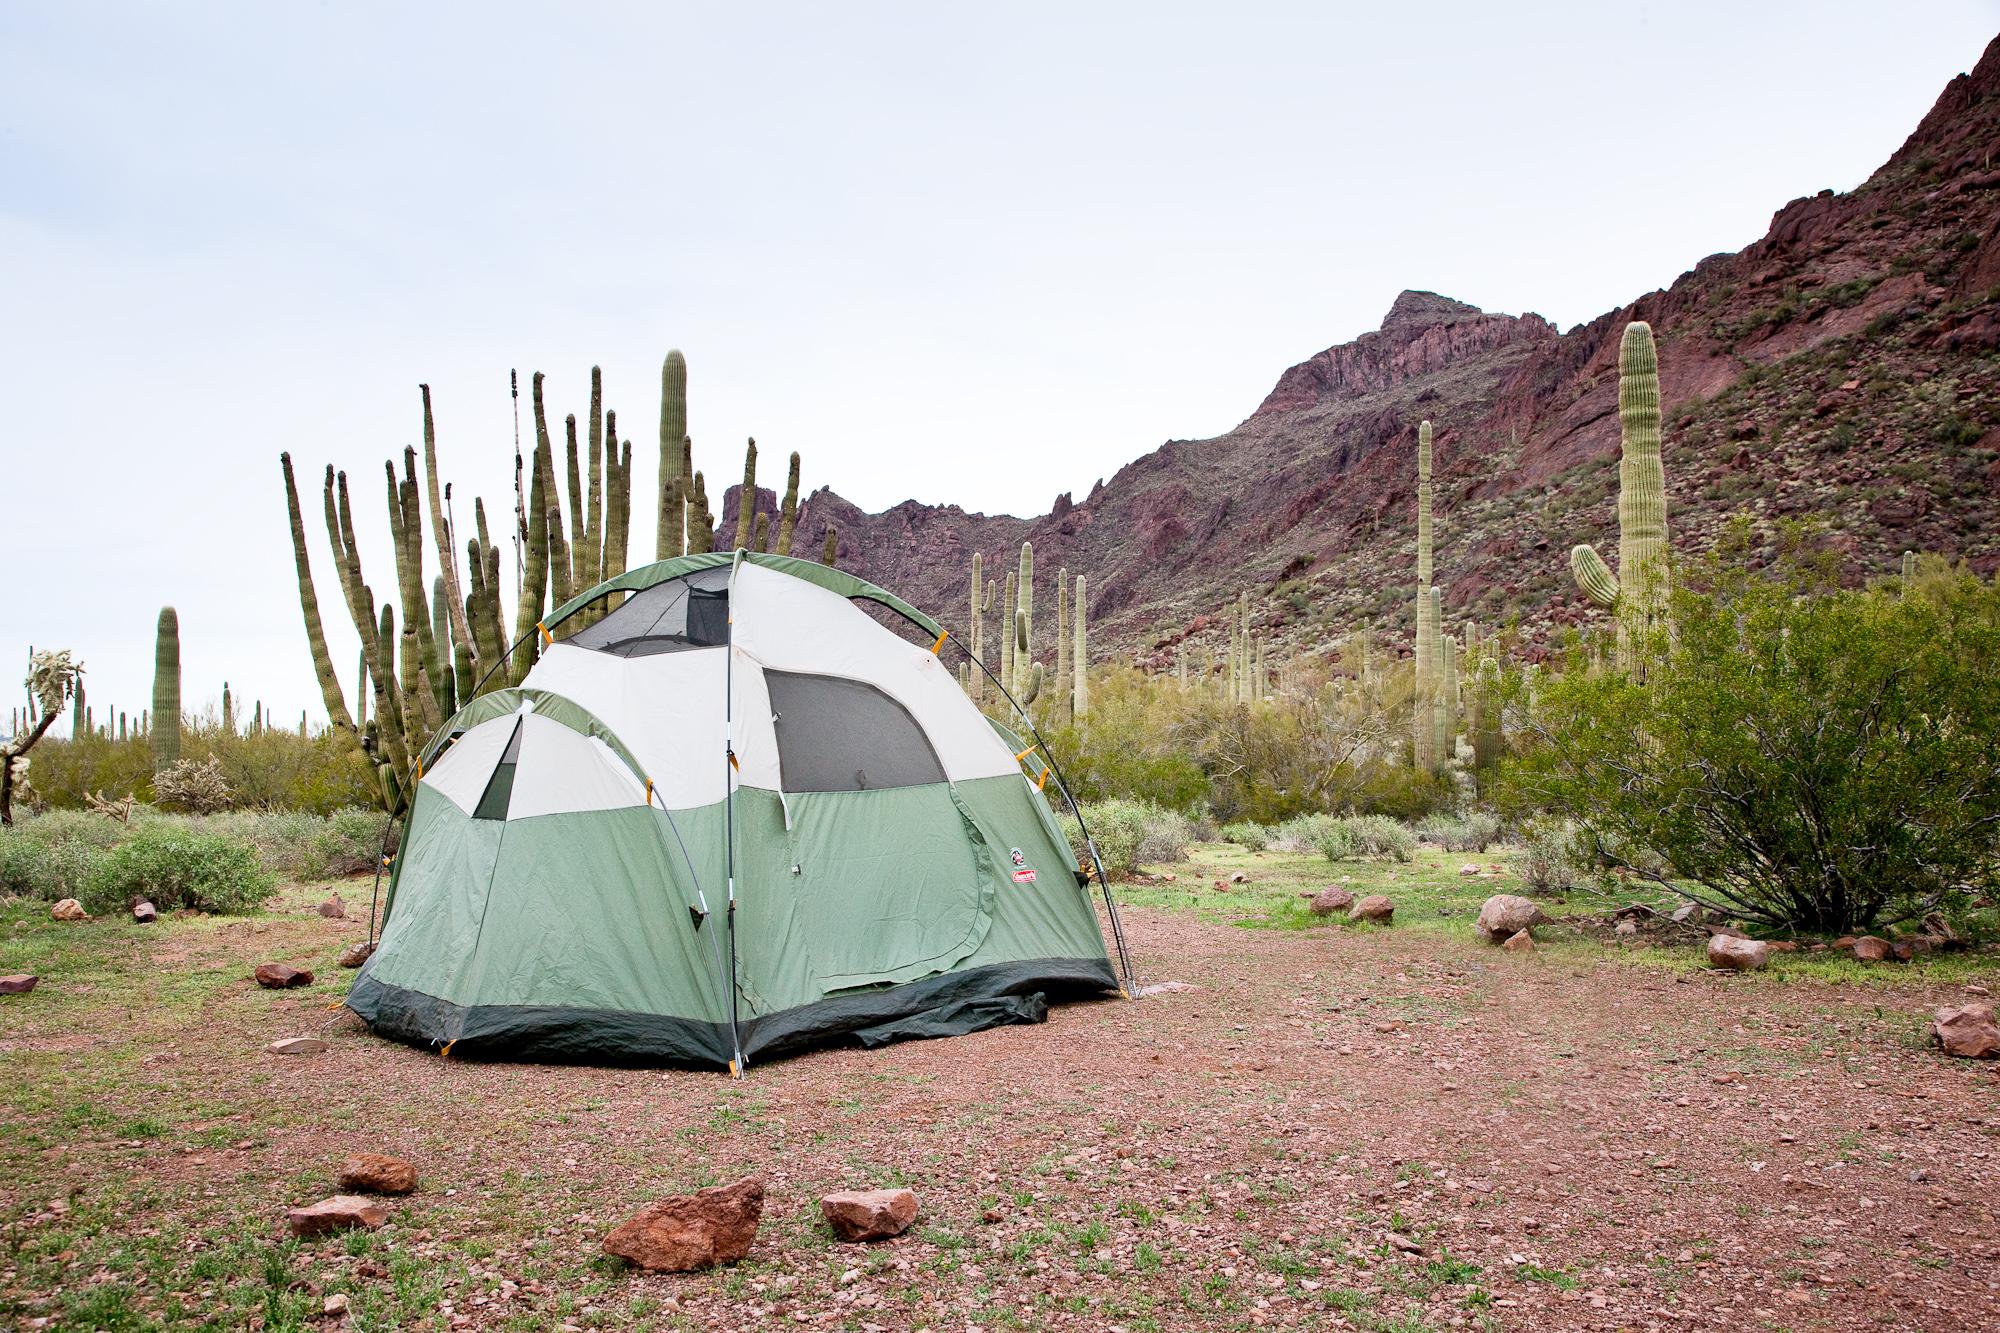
[[1012, 868, 1037, 883], [1009, 847, 1026, 866]]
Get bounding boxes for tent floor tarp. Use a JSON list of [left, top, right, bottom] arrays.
[[347, 955, 1116, 1066]]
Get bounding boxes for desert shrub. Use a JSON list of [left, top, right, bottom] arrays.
[[0, 835, 102, 901], [82, 825, 274, 915], [1058, 799, 1181, 877], [301, 807, 393, 879], [1315, 815, 1415, 863], [1267, 813, 1342, 855], [1133, 807, 1196, 864], [1219, 822, 1271, 851], [1415, 811, 1501, 853], [195, 810, 327, 875], [25, 725, 376, 815], [1342, 763, 1458, 821], [1515, 817, 1588, 896], [1508, 571, 2000, 932], [152, 756, 232, 814]]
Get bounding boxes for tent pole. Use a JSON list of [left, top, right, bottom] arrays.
[[721, 550, 748, 1075]]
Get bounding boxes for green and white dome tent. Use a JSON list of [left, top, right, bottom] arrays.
[[347, 549, 1133, 1069]]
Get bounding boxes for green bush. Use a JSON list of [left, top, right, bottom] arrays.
[[1058, 799, 1183, 877], [1415, 812, 1501, 853], [1219, 822, 1271, 851], [82, 826, 275, 915], [302, 807, 393, 879], [0, 835, 102, 901], [1315, 815, 1415, 864], [1515, 817, 1588, 896], [1508, 570, 2000, 932], [1267, 814, 1342, 855]]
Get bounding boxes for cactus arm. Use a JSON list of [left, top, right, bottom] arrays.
[[280, 453, 355, 731], [688, 471, 714, 554], [510, 374, 554, 682], [1570, 543, 1619, 608]]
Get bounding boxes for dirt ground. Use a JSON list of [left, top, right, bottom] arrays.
[[3, 858, 1999, 1332]]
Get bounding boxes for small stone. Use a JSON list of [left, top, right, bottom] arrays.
[[1930, 1002, 2000, 1060], [132, 901, 157, 923], [1308, 886, 1355, 917], [287, 1195, 388, 1237], [50, 898, 87, 921], [1385, 1232, 1424, 1254], [1670, 902, 1699, 924], [338, 1152, 419, 1195], [0, 974, 39, 994], [1501, 929, 1535, 954], [254, 962, 314, 989], [603, 1175, 764, 1272], [1614, 919, 1639, 936], [820, 1188, 919, 1242], [1476, 894, 1548, 943], [323, 1293, 350, 1316], [1229, 871, 1249, 884], [319, 894, 347, 920], [1707, 935, 1770, 972], [1348, 895, 1393, 924], [268, 1037, 330, 1055], [1851, 936, 1893, 963], [1458, 864, 1481, 877], [337, 941, 376, 969]]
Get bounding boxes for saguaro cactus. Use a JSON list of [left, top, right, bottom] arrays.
[[152, 607, 181, 772], [1471, 657, 1503, 791], [1072, 575, 1089, 719], [821, 525, 838, 567], [1568, 321, 1671, 677], [657, 350, 688, 560], [222, 682, 234, 734], [968, 552, 985, 702], [1000, 569, 1017, 691], [733, 439, 759, 551], [1015, 543, 1034, 697], [1412, 420, 1440, 771], [777, 452, 801, 556]]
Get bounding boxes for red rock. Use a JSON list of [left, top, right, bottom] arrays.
[[1707, 935, 1770, 971], [318, 895, 346, 920], [1930, 1002, 2000, 1059], [603, 1176, 764, 1272], [254, 963, 314, 989], [1458, 864, 1481, 877], [1501, 929, 1535, 954], [337, 941, 376, 969], [287, 1195, 388, 1237], [1850, 936, 1893, 963], [1348, 895, 1394, 924], [0, 974, 39, 994], [1308, 886, 1355, 917], [132, 901, 157, 923], [338, 1153, 418, 1195], [50, 899, 87, 921], [1476, 894, 1548, 943], [820, 1187, 919, 1242], [1832, 935, 1859, 951]]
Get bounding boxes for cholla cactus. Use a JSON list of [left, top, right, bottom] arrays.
[[2, 650, 84, 825], [1568, 321, 1672, 677], [153, 756, 232, 814]]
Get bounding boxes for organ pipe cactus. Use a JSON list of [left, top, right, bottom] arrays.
[[421, 385, 477, 686], [280, 453, 355, 732], [1568, 321, 1671, 677], [152, 607, 181, 772]]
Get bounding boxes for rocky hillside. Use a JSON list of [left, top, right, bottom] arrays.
[[771, 35, 2000, 671]]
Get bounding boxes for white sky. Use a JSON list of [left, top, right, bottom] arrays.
[[4, 2, 1996, 733]]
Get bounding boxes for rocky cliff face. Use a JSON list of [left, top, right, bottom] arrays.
[[773, 35, 2000, 672]]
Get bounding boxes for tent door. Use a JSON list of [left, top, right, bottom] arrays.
[[790, 784, 996, 993]]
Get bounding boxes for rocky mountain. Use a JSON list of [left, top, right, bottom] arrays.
[[768, 35, 2000, 671]]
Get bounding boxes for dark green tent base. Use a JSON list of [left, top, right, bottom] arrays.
[[345, 957, 1116, 1069]]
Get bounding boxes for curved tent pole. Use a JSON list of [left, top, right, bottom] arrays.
[[954, 636, 1140, 999]]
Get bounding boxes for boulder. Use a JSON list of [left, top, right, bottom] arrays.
[[1893, 936, 1941, 962], [603, 1176, 764, 1272], [254, 963, 314, 989], [820, 1187, 919, 1242], [50, 899, 87, 921], [0, 974, 39, 994], [1457, 864, 1481, 877], [268, 1037, 330, 1055], [338, 1152, 418, 1195], [1706, 935, 1770, 972], [1930, 1002, 2000, 1060], [1349, 895, 1394, 924], [337, 941, 376, 969], [318, 895, 346, 920], [287, 1195, 388, 1238], [1308, 886, 1355, 917], [1850, 936, 1893, 963], [1476, 894, 1548, 943], [1501, 929, 1535, 954], [132, 901, 157, 924]]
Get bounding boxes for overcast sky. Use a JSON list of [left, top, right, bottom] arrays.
[[5, 2, 1996, 734]]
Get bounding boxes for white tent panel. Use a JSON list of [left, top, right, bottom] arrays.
[[728, 562, 1020, 784], [421, 712, 522, 815], [506, 716, 648, 818], [521, 643, 782, 807]]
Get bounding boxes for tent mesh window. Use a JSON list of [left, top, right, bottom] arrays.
[[764, 671, 946, 793], [565, 567, 731, 657], [471, 719, 526, 821]]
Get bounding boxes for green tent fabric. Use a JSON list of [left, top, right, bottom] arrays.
[[347, 552, 1126, 1068]]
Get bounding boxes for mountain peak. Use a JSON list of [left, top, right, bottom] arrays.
[[1381, 290, 1485, 330]]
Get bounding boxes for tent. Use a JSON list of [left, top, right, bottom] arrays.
[[346, 550, 1133, 1069]]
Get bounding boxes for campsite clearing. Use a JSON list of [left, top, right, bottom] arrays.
[[3, 849, 1998, 1331]]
